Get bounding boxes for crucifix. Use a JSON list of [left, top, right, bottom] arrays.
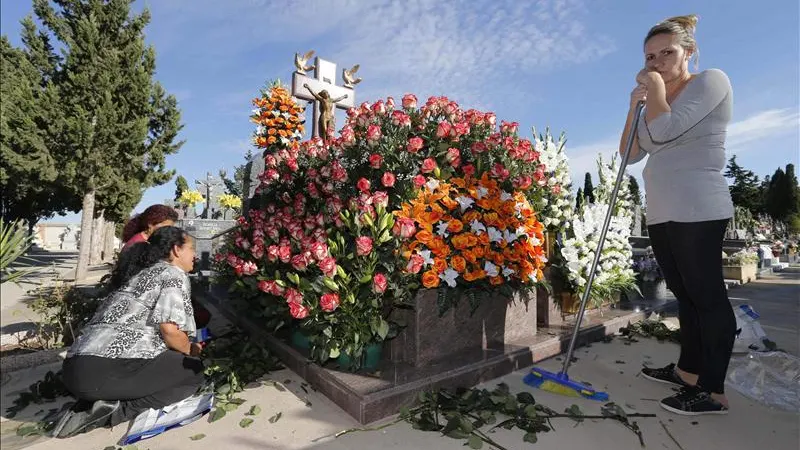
[[196, 172, 223, 219], [291, 51, 357, 138]]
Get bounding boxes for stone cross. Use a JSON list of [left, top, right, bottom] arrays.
[[196, 172, 224, 219], [291, 55, 356, 138]]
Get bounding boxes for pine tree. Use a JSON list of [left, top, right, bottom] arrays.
[[174, 175, 189, 201], [31, 0, 184, 279], [575, 187, 584, 210], [583, 172, 595, 204], [724, 156, 762, 214], [628, 175, 642, 206]]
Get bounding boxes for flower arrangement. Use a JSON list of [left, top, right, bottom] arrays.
[[218, 193, 242, 211], [178, 190, 205, 207], [394, 174, 546, 293], [251, 81, 305, 148], [724, 249, 760, 266], [532, 128, 574, 232], [556, 154, 636, 307], [216, 85, 563, 370], [632, 250, 663, 282]]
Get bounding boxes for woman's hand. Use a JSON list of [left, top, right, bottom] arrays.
[[636, 68, 662, 86], [189, 342, 203, 357], [630, 84, 647, 108]]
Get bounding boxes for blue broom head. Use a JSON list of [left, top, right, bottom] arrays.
[[523, 367, 609, 402]]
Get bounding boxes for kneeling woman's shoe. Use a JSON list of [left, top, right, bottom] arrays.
[[52, 400, 121, 438]]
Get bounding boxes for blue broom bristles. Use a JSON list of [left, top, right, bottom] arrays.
[[523, 367, 609, 402]]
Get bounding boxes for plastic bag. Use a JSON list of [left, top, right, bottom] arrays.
[[725, 351, 800, 412], [732, 304, 768, 353]]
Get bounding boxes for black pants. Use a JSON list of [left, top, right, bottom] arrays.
[[647, 219, 736, 394], [62, 350, 205, 426]]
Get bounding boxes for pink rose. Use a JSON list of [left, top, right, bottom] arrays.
[[446, 147, 461, 167], [391, 110, 411, 127], [285, 288, 303, 305], [406, 136, 424, 153], [471, 142, 488, 154], [420, 158, 437, 174], [491, 163, 510, 180], [382, 172, 396, 187], [386, 96, 396, 110], [369, 153, 383, 169], [367, 124, 382, 145], [436, 121, 452, 138], [454, 121, 470, 136], [500, 120, 519, 134], [291, 254, 309, 271], [309, 241, 328, 261], [240, 261, 258, 276], [552, 184, 562, 195], [402, 93, 418, 109], [319, 293, 340, 312], [278, 245, 292, 263], [266, 245, 280, 262], [357, 177, 371, 193], [372, 273, 388, 293], [289, 302, 309, 319], [262, 168, 279, 182], [406, 254, 424, 274], [393, 217, 416, 239], [319, 256, 337, 277], [372, 101, 386, 115], [513, 175, 533, 190], [355, 236, 373, 256], [372, 191, 389, 208], [413, 175, 426, 188]]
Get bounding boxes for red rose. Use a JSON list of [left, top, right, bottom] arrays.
[[372, 273, 388, 293], [421, 158, 437, 174], [462, 164, 476, 176], [436, 121, 452, 138], [382, 172, 396, 187], [357, 177, 371, 193], [289, 302, 309, 319], [406, 136, 424, 153], [513, 175, 533, 190], [413, 175, 426, 188], [393, 217, 416, 239], [402, 93, 418, 109], [369, 153, 383, 169], [406, 254, 424, 274], [319, 256, 337, 278], [367, 124, 382, 145], [319, 293, 340, 312], [284, 288, 303, 305], [355, 236, 373, 256]]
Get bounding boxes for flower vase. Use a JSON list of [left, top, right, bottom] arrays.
[[290, 329, 311, 351], [337, 343, 383, 371], [641, 279, 668, 300]]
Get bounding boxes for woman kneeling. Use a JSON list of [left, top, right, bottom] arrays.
[[55, 226, 204, 438]]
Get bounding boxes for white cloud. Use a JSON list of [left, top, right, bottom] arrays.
[[726, 108, 800, 153], [150, 0, 614, 109]]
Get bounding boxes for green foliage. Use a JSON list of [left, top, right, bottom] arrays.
[[765, 164, 800, 222], [725, 155, 763, 214], [174, 175, 189, 201], [26, 280, 104, 348], [0, 218, 34, 284], [627, 175, 642, 206]]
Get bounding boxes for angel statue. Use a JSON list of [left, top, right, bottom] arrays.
[[304, 83, 348, 138], [294, 50, 316, 75]]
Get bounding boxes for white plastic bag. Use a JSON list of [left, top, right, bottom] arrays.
[[726, 351, 800, 412], [732, 304, 768, 353]]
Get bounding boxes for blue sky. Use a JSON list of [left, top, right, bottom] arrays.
[[2, 0, 798, 223]]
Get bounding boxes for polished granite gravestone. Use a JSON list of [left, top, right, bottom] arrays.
[[178, 219, 237, 271], [193, 281, 676, 425]]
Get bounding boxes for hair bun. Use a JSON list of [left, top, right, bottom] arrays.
[[665, 14, 698, 33]]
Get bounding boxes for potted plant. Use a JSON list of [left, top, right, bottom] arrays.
[[722, 249, 759, 284]]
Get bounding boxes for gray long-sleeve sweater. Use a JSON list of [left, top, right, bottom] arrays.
[[629, 68, 735, 225]]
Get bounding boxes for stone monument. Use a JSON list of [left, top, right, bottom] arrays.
[[195, 172, 224, 219]]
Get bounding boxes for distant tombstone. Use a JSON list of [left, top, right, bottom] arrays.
[[632, 205, 642, 237], [179, 218, 237, 272], [196, 172, 224, 219], [241, 151, 265, 219]]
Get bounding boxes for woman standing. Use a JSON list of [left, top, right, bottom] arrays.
[[619, 14, 736, 415], [55, 227, 204, 437]]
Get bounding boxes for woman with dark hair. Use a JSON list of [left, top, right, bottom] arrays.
[[121, 204, 179, 252], [120, 203, 211, 328], [53, 226, 205, 438], [620, 14, 735, 416]]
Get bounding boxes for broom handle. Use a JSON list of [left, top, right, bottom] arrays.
[[560, 100, 645, 377]]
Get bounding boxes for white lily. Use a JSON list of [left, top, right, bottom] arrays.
[[484, 261, 499, 277], [470, 220, 486, 235], [439, 268, 459, 288], [456, 196, 475, 212]]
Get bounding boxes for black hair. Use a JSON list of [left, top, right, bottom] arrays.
[[109, 226, 190, 290]]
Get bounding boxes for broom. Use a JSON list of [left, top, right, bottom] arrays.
[[523, 100, 646, 401]]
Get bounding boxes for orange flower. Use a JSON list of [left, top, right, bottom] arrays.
[[490, 276, 504, 286], [422, 270, 440, 288], [439, 195, 459, 211], [451, 255, 467, 273], [462, 250, 478, 264], [447, 219, 464, 233], [463, 210, 482, 223], [415, 230, 434, 244], [463, 269, 486, 282], [433, 257, 448, 273]]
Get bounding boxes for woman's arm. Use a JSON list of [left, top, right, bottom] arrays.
[[643, 69, 731, 145], [160, 322, 192, 355]]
